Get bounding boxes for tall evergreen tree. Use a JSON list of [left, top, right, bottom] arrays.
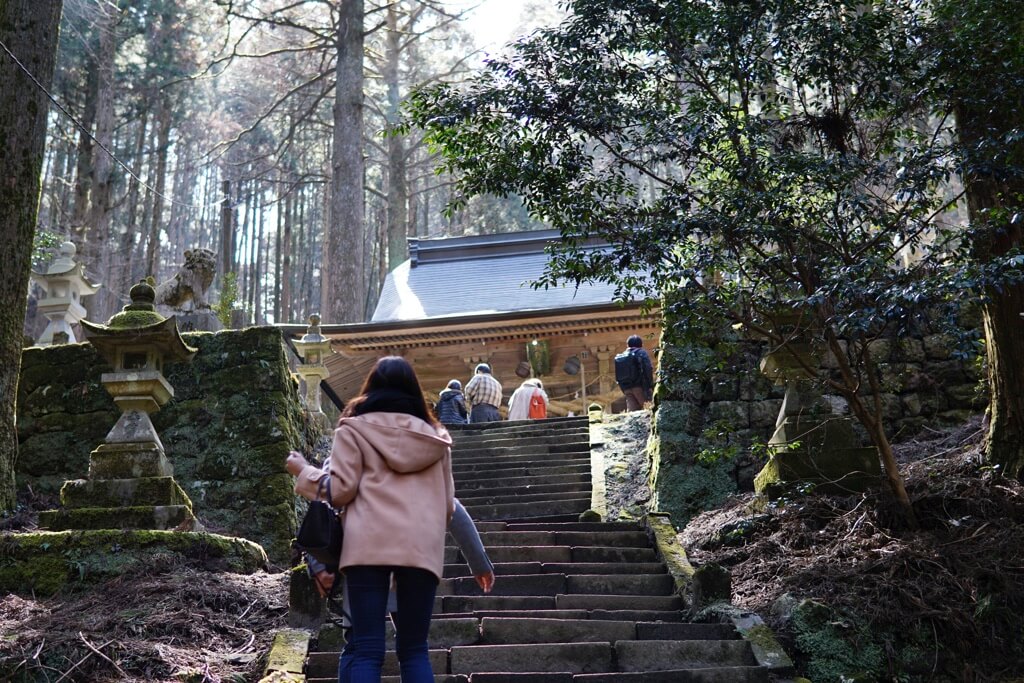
[[930, 0, 1024, 478], [0, 0, 64, 511]]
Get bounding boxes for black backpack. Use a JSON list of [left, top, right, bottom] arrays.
[[614, 349, 643, 387]]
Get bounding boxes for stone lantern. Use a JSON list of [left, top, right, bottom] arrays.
[[82, 280, 196, 450], [293, 313, 332, 417], [39, 280, 199, 532], [30, 241, 100, 345], [752, 323, 879, 498]]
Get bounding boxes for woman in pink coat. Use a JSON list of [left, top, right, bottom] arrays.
[[287, 356, 454, 683]]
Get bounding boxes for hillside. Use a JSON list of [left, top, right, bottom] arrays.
[[680, 417, 1024, 681]]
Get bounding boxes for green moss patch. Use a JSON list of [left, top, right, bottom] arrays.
[[107, 309, 166, 328], [0, 530, 268, 596]]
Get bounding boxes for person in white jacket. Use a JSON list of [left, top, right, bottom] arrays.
[[507, 378, 548, 421]]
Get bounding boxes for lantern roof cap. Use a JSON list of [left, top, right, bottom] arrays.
[[81, 279, 197, 364], [30, 241, 101, 293]]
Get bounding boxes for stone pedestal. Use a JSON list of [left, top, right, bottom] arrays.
[[754, 348, 880, 499]]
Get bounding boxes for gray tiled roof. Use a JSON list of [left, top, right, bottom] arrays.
[[371, 230, 625, 322]]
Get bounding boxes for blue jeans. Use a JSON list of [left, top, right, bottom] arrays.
[[338, 566, 438, 683], [470, 404, 500, 423]]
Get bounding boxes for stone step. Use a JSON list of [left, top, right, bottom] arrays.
[[476, 619, 740, 645], [457, 483, 592, 502], [455, 472, 590, 491], [613, 639, 757, 670], [475, 530, 650, 547], [316, 617, 482, 652], [306, 648, 448, 678], [496, 514, 585, 523], [479, 617, 635, 644], [452, 438, 591, 453], [452, 450, 592, 467], [449, 417, 589, 435], [468, 675, 574, 683], [464, 499, 592, 521], [458, 521, 510, 533], [451, 430, 590, 445], [451, 430, 589, 446], [302, 413, 777, 682], [567, 574, 674, 595], [443, 562, 667, 578], [574, 667, 771, 682], [457, 489, 592, 507], [452, 443, 592, 460], [443, 574, 567, 597], [433, 610, 684, 623], [453, 440, 590, 454], [59, 476, 190, 509], [442, 573, 674, 598], [477, 546, 658, 564], [450, 642, 614, 675], [437, 593, 684, 614], [554, 595, 683, 611], [504, 522, 643, 532], [452, 444, 592, 460], [453, 463, 592, 483], [453, 459, 590, 476], [438, 595, 557, 613], [636, 622, 740, 641], [38, 504, 192, 531]]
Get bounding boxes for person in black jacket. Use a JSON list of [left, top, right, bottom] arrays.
[[436, 379, 469, 425], [616, 335, 655, 411]]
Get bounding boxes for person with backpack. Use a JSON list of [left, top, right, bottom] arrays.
[[507, 378, 548, 421], [436, 379, 469, 425], [615, 334, 655, 411]]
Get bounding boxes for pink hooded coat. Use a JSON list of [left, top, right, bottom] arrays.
[[294, 412, 454, 580]]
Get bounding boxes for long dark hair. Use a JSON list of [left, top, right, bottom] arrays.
[[341, 356, 438, 426]]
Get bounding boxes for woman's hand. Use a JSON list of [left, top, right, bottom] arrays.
[[285, 450, 309, 476], [311, 569, 335, 598], [474, 570, 495, 594]]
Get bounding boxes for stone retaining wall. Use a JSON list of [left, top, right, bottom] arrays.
[[649, 331, 984, 525], [16, 327, 312, 562]]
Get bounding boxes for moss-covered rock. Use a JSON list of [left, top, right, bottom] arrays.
[[0, 529, 268, 596], [646, 512, 695, 597], [647, 428, 735, 525]]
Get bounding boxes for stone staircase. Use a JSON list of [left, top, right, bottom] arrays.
[[305, 416, 776, 682]]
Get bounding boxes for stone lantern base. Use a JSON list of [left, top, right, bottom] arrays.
[[754, 444, 880, 499], [754, 415, 881, 499], [38, 441, 199, 532]]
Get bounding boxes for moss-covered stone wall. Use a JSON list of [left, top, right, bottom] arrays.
[[649, 326, 983, 527], [17, 327, 310, 562]]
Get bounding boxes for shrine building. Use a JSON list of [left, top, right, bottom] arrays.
[[283, 229, 661, 416]]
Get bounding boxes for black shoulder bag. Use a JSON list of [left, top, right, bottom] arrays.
[[296, 476, 343, 573]]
